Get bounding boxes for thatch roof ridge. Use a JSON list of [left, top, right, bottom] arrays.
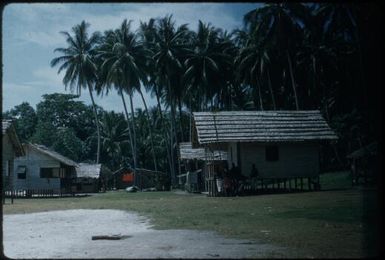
[[193, 110, 338, 144], [76, 163, 102, 178], [179, 142, 227, 161]]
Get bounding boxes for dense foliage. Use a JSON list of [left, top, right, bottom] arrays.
[[3, 3, 382, 182]]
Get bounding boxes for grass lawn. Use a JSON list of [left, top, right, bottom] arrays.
[[2, 171, 379, 258]]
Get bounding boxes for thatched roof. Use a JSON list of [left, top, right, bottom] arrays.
[[193, 110, 338, 144], [179, 142, 227, 161], [347, 142, 377, 159], [76, 163, 102, 178], [2, 120, 24, 156], [26, 143, 78, 167]]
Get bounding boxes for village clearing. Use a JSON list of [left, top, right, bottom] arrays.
[[2, 172, 379, 258]]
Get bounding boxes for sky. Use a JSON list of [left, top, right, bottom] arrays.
[[2, 3, 261, 114]]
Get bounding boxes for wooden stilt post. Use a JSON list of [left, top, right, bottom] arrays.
[[295, 178, 298, 190], [300, 178, 304, 191], [284, 179, 287, 190], [308, 177, 311, 191]]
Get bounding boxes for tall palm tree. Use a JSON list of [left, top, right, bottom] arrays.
[[96, 19, 156, 176], [139, 18, 174, 175], [243, 3, 308, 110], [99, 111, 129, 170], [51, 20, 101, 163], [183, 21, 231, 111], [152, 15, 191, 184]]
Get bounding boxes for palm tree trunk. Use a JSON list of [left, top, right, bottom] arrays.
[[128, 93, 138, 161], [154, 86, 174, 181], [177, 98, 184, 142], [287, 50, 300, 110], [138, 88, 158, 171], [256, 79, 264, 111], [119, 90, 137, 170], [87, 83, 101, 163], [167, 86, 178, 185], [189, 97, 192, 142], [267, 70, 277, 110]]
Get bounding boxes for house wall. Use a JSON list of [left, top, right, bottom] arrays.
[[227, 142, 239, 167], [237, 142, 320, 178], [2, 134, 15, 189], [13, 146, 61, 192]]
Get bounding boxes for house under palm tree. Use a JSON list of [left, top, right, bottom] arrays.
[[192, 110, 338, 196]]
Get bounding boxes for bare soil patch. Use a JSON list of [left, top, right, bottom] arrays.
[[3, 209, 281, 259]]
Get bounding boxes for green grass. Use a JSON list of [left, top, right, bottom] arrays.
[[3, 171, 378, 258]]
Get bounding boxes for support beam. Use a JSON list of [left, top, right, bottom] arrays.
[[300, 178, 304, 191]]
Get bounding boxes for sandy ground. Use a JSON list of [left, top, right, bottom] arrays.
[[3, 209, 282, 259]]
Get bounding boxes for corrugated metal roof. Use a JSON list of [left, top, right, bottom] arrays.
[[27, 143, 78, 167], [179, 142, 227, 161], [193, 110, 338, 144], [76, 163, 102, 178]]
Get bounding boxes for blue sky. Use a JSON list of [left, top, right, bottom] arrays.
[[2, 3, 261, 113]]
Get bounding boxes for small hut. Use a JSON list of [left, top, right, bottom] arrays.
[[112, 166, 134, 189], [112, 167, 169, 191], [347, 142, 377, 185], [74, 163, 112, 192], [192, 110, 338, 196]]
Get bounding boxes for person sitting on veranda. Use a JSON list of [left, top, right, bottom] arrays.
[[223, 171, 232, 197], [230, 163, 247, 195], [250, 164, 259, 189]]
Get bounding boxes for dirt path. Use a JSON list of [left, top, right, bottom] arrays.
[[3, 209, 282, 258]]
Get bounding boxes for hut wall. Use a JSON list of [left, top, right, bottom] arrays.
[[13, 146, 61, 192], [239, 142, 319, 178], [227, 142, 239, 167], [2, 134, 15, 190]]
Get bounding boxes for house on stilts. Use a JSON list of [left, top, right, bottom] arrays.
[[178, 142, 227, 193], [192, 110, 338, 196]]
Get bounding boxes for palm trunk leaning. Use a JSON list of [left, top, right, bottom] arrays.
[[87, 83, 101, 164], [119, 90, 137, 171], [287, 50, 300, 110], [138, 88, 158, 171]]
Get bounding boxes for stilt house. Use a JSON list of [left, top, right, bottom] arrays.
[[2, 120, 25, 201], [192, 110, 338, 196], [178, 142, 227, 192]]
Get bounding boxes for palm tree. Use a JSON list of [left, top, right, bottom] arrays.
[[243, 3, 308, 110], [99, 111, 129, 170], [139, 18, 175, 176], [234, 29, 274, 110], [183, 21, 231, 111], [152, 15, 191, 184], [51, 20, 101, 163], [96, 19, 156, 176]]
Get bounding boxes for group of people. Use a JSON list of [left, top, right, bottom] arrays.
[[216, 163, 259, 196]]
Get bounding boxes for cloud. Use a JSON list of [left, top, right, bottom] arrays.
[[3, 3, 252, 113], [4, 3, 244, 48]]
